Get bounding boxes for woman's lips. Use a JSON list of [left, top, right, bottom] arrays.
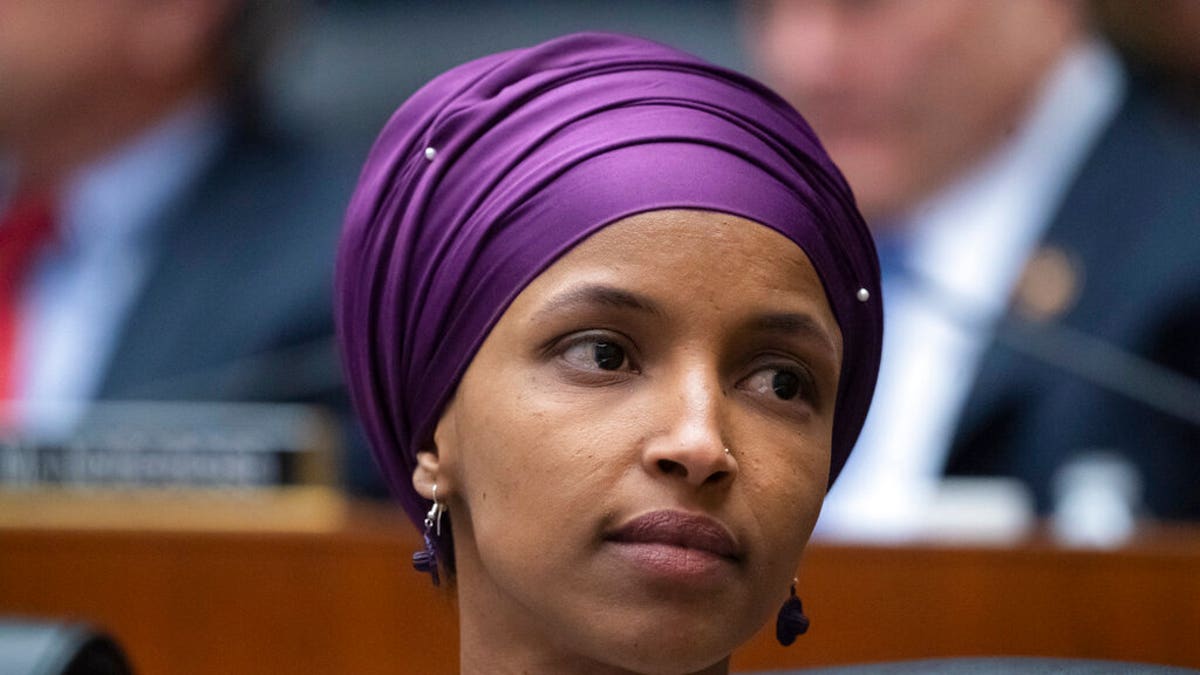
[[605, 510, 741, 580]]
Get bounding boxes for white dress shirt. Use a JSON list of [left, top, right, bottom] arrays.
[[815, 41, 1126, 540]]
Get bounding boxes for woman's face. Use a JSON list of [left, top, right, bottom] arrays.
[[419, 209, 843, 674]]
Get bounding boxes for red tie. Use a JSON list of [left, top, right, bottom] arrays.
[[0, 194, 56, 424]]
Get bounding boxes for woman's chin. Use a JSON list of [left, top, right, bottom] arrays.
[[565, 607, 755, 675], [585, 641, 732, 675]]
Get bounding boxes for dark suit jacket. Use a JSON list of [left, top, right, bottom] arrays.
[[90, 119, 384, 494], [945, 76, 1200, 520]]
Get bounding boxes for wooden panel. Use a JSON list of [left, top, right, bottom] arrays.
[[2, 492, 1198, 673], [732, 532, 1200, 671], [0, 491, 459, 675]]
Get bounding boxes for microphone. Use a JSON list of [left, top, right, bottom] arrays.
[[901, 247, 1200, 430], [991, 313, 1200, 429]]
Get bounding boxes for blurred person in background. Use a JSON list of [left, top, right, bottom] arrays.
[[1093, 0, 1200, 121], [0, 1, 375, 491], [746, 0, 1200, 537]]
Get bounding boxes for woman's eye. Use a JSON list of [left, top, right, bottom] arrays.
[[743, 367, 812, 403], [592, 341, 626, 370], [561, 338, 630, 372], [770, 370, 801, 400]]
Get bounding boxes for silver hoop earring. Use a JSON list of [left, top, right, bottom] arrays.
[[428, 483, 446, 536], [413, 482, 447, 585]]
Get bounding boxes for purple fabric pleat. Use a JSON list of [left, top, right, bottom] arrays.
[[335, 32, 882, 541]]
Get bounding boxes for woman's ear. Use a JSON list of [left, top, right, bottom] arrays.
[[414, 400, 461, 501], [412, 450, 441, 501]]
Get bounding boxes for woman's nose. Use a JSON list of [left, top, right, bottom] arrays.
[[641, 367, 737, 488]]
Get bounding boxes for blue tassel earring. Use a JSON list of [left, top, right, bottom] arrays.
[[412, 483, 445, 586], [775, 579, 810, 646]]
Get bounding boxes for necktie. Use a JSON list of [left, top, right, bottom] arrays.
[[0, 194, 56, 424]]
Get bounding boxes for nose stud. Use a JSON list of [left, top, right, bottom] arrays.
[[724, 447, 732, 456]]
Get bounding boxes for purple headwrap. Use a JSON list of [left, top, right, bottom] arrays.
[[336, 32, 882, 541]]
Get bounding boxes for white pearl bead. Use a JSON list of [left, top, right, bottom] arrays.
[[424, 147, 437, 161], [856, 288, 870, 302]]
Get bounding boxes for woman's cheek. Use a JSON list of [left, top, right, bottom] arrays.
[[750, 447, 826, 538]]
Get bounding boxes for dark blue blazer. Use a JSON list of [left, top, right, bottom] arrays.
[[92, 120, 383, 493], [945, 76, 1200, 520]]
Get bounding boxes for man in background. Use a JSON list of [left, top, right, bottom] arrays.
[[1095, 0, 1200, 121], [747, 0, 1200, 536], [0, 1, 375, 492]]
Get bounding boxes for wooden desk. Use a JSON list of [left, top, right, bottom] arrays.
[[1, 491, 1198, 673]]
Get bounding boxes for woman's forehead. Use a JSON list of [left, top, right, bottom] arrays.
[[507, 209, 841, 350]]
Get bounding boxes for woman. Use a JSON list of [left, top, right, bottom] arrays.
[[336, 32, 881, 674]]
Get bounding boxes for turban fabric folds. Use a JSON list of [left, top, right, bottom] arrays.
[[335, 32, 882, 538]]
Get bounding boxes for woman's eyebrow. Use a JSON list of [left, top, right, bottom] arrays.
[[531, 284, 665, 322], [750, 312, 839, 361]]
